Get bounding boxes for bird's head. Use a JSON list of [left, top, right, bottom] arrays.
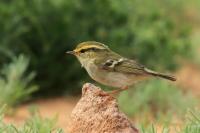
[[66, 41, 110, 66]]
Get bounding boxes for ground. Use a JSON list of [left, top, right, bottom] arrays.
[[2, 64, 200, 133], [3, 97, 79, 132]]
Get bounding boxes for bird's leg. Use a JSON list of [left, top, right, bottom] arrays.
[[108, 86, 129, 95], [98, 91, 110, 96]]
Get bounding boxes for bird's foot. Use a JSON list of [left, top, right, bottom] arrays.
[[98, 91, 110, 96], [108, 86, 129, 95]]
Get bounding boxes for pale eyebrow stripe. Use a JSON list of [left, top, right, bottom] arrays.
[[75, 45, 105, 52]]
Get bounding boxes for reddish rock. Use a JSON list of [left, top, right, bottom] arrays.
[[69, 83, 139, 133]]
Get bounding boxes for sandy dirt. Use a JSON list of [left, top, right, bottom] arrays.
[[177, 64, 200, 96], [3, 97, 79, 132]]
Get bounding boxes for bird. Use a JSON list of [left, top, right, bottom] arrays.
[[67, 41, 176, 94]]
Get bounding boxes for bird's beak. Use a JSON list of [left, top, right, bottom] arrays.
[[66, 51, 75, 55]]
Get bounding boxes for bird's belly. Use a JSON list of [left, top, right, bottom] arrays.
[[85, 64, 138, 88]]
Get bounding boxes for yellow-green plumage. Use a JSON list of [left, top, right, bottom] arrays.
[[67, 41, 176, 89]]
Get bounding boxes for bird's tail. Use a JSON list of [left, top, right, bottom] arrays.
[[144, 68, 176, 81]]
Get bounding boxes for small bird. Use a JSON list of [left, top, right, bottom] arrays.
[[67, 41, 176, 94]]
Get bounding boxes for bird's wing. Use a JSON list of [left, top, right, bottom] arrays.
[[94, 55, 146, 75]]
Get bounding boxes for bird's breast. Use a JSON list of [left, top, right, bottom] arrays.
[[84, 62, 138, 88]]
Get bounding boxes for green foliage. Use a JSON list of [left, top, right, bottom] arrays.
[[140, 125, 169, 133], [140, 110, 200, 133], [0, 55, 38, 107], [118, 79, 196, 121], [180, 110, 200, 133], [1, 105, 200, 133], [0, 105, 64, 133], [0, 0, 192, 95], [109, 0, 192, 71], [191, 31, 200, 66]]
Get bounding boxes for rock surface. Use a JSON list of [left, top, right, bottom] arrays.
[[69, 83, 139, 133]]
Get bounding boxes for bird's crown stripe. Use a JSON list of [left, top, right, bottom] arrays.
[[75, 45, 105, 52]]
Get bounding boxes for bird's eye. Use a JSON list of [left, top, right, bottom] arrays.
[[91, 48, 98, 51], [80, 49, 85, 53]]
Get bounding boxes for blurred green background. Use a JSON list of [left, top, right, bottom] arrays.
[[0, 0, 200, 132], [0, 0, 198, 95], [0, 0, 200, 133]]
